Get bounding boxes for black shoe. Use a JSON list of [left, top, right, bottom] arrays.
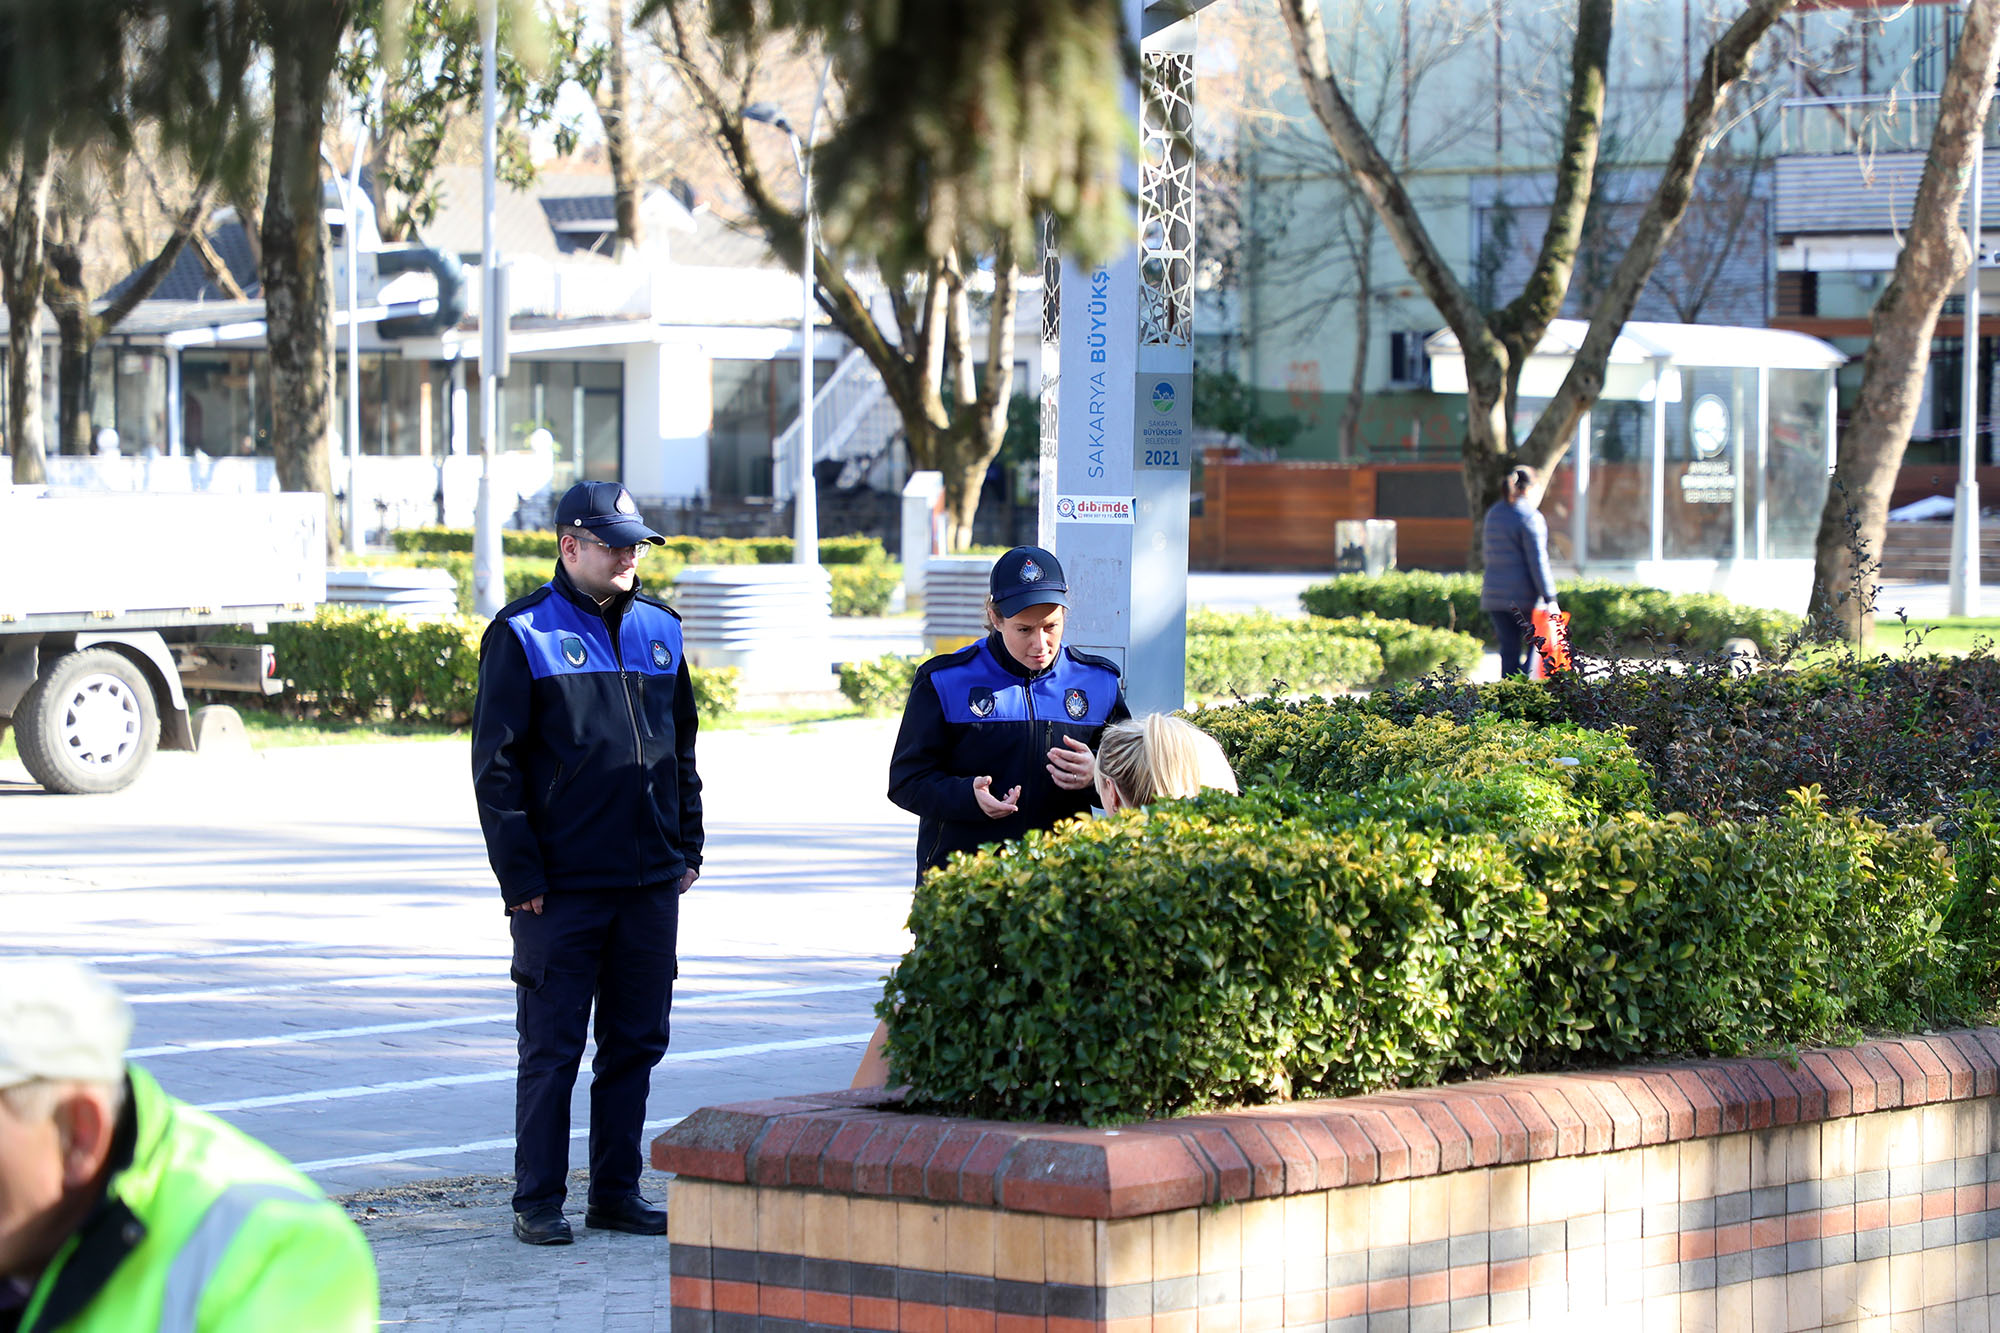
[[512, 1204, 573, 1246], [584, 1193, 667, 1235]]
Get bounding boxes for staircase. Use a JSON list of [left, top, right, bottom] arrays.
[[770, 349, 904, 501]]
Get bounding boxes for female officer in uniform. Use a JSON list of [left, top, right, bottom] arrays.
[[887, 544, 1129, 879]]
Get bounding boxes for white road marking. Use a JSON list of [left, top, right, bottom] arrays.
[[125, 967, 498, 1003], [79, 942, 331, 965], [195, 1031, 875, 1113], [298, 1116, 687, 1175], [128, 980, 883, 1057]]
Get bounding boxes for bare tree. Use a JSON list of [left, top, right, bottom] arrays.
[[42, 133, 237, 457], [1, 136, 53, 484], [1279, 0, 1798, 559], [1809, 0, 2000, 643], [650, 1, 1020, 547], [599, 0, 645, 255]]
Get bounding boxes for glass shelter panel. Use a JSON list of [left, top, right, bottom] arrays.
[[1664, 368, 1757, 561], [182, 352, 271, 456], [1586, 400, 1652, 560], [1766, 369, 1830, 559]]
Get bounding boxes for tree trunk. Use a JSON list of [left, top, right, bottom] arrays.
[[1337, 212, 1371, 459], [51, 310, 91, 457], [602, 0, 644, 258], [1278, 0, 1612, 569], [261, 3, 350, 557], [3, 136, 52, 485], [1809, 0, 2000, 645]]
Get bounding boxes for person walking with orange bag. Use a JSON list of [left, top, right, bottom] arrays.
[[1480, 465, 1561, 678]]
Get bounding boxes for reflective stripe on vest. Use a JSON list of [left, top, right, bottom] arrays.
[[158, 1183, 320, 1333]]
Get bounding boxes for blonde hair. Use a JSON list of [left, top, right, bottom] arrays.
[[1096, 714, 1238, 808]]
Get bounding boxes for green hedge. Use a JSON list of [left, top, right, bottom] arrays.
[[1185, 696, 1653, 824], [1186, 610, 1482, 692], [246, 606, 737, 725], [882, 788, 1980, 1124], [356, 549, 897, 618], [1364, 652, 2000, 826], [388, 527, 884, 566], [1299, 572, 1803, 654], [830, 561, 901, 617], [839, 654, 920, 715]]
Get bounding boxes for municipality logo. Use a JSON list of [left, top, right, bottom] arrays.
[[1020, 558, 1043, 583], [561, 635, 587, 667], [651, 640, 672, 670], [1152, 380, 1176, 414], [1065, 688, 1088, 719], [968, 686, 995, 718]]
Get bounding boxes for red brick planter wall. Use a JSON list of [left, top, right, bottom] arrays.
[[654, 1030, 2000, 1332]]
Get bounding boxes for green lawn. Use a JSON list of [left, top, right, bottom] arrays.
[[1870, 616, 2000, 657]]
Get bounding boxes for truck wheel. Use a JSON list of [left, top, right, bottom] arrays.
[[15, 649, 160, 795]]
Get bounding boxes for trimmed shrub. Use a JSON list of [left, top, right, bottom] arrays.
[[243, 605, 736, 725], [1187, 610, 1482, 686], [259, 606, 485, 725], [881, 789, 1975, 1124], [1372, 651, 2000, 825], [839, 653, 920, 716], [830, 561, 902, 617], [1184, 629, 1381, 699], [691, 665, 740, 720], [1185, 696, 1653, 823], [1299, 573, 1803, 653]]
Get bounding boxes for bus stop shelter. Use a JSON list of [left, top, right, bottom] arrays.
[[1427, 318, 1845, 612]]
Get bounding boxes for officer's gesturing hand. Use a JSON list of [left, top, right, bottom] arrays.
[[972, 775, 1021, 819], [1046, 735, 1097, 790]]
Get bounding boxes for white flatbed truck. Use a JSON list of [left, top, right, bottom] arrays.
[[0, 490, 326, 793]]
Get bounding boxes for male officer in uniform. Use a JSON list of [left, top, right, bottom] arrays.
[[472, 481, 703, 1246], [0, 959, 376, 1332], [889, 545, 1129, 878]]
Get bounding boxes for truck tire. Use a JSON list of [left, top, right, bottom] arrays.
[[15, 649, 160, 795]]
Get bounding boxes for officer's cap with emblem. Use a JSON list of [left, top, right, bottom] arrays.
[[556, 481, 666, 549], [0, 958, 132, 1091], [989, 545, 1069, 619]]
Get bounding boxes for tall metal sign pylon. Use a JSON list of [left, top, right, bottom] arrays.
[[1039, 0, 1205, 717]]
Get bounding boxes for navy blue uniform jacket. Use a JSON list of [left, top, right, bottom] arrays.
[[888, 633, 1128, 876], [471, 563, 703, 909]]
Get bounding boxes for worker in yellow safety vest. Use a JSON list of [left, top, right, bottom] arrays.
[[0, 959, 377, 1333]]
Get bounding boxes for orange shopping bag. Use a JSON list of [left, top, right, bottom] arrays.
[[1528, 607, 1572, 679]]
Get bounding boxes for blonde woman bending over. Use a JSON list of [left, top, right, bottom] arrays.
[[851, 714, 1236, 1090], [1093, 713, 1238, 811]]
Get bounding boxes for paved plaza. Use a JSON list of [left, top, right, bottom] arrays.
[[1, 716, 918, 1329]]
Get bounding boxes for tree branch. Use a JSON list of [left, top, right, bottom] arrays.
[[1518, 0, 1799, 467]]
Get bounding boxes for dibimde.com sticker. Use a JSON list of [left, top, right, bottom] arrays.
[[1053, 495, 1135, 524]]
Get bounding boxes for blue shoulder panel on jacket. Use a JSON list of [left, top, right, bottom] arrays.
[[507, 588, 684, 680], [931, 642, 1030, 723]]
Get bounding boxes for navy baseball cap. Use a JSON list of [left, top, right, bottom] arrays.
[[555, 481, 664, 547], [989, 545, 1069, 619]]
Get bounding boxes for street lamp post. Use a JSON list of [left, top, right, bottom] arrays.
[[745, 87, 827, 568], [472, 0, 505, 617], [1952, 117, 1985, 617]]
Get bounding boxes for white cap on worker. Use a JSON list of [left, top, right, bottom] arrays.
[[0, 959, 132, 1091]]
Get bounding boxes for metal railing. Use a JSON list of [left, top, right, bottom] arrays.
[[770, 348, 904, 501], [1781, 91, 2000, 157]]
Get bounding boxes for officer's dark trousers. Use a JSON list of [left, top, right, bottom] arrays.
[[510, 887, 678, 1211]]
